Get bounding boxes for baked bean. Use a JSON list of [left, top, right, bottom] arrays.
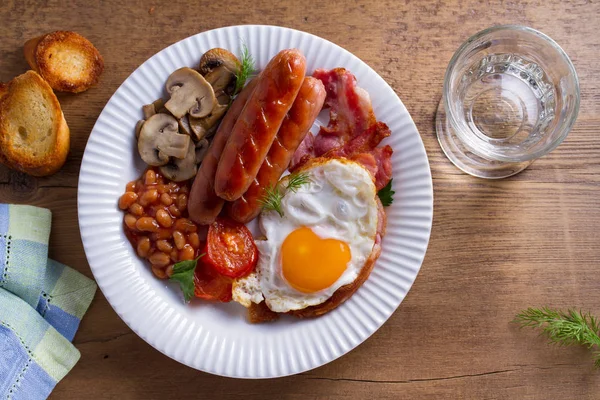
[[168, 204, 181, 217], [136, 237, 151, 257], [179, 244, 195, 261], [149, 251, 170, 267], [152, 265, 167, 279], [174, 218, 197, 233], [124, 214, 137, 229], [160, 193, 172, 206], [157, 184, 168, 194], [119, 192, 138, 210], [152, 228, 172, 241], [173, 231, 186, 250], [139, 188, 158, 206], [145, 169, 157, 185], [136, 217, 159, 232], [129, 203, 144, 216], [188, 232, 201, 249], [156, 209, 173, 228], [176, 194, 188, 212], [156, 239, 173, 253], [122, 168, 204, 281]]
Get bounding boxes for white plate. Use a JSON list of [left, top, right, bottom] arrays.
[[78, 25, 433, 378]]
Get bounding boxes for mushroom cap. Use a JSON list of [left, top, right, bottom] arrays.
[[138, 113, 191, 166], [198, 48, 240, 76], [159, 140, 198, 181], [164, 67, 216, 119]]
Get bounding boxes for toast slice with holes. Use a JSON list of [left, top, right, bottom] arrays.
[[0, 70, 70, 176], [24, 31, 104, 93]]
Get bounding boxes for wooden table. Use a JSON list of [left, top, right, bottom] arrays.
[[1, 0, 599, 398]]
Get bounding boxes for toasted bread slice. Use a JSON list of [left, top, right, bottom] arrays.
[[24, 31, 104, 93], [0, 71, 70, 176]]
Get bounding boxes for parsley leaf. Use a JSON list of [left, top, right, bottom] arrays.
[[169, 255, 203, 303], [377, 179, 395, 207]]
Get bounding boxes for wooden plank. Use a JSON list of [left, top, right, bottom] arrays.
[[0, 0, 599, 398]]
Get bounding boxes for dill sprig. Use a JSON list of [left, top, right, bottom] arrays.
[[286, 171, 311, 193], [258, 172, 311, 217], [234, 43, 255, 95], [258, 185, 285, 217], [514, 307, 600, 368]]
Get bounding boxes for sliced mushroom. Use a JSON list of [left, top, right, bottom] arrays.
[[135, 120, 145, 139], [198, 48, 241, 77], [188, 116, 207, 141], [204, 66, 237, 96], [157, 106, 170, 114], [164, 67, 216, 119], [142, 99, 165, 120], [195, 139, 210, 164], [189, 90, 230, 140], [160, 141, 197, 181], [178, 114, 192, 136], [138, 113, 191, 166], [152, 98, 165, 111], [142, 104, 156, 119]]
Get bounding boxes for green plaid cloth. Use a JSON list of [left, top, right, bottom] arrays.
[[0, 204, 97, 399]]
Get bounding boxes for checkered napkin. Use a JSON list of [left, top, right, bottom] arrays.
[[0, 204, 97, 399]]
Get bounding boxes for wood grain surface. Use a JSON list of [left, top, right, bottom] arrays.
[[1, 0, 599, 398]]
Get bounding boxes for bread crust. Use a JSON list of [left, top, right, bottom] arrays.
[[24, 31, 104, 93], [0, 71, 70, 176]]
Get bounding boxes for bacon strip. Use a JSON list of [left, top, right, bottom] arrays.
[[325, 121, 390, 158], [290, 68, 393, 190], [312, 68, 376, 156]]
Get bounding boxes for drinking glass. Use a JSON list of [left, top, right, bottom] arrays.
[[436, 25, 580, 178]]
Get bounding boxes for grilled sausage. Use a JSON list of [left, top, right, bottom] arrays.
[[214, 49, 307, 201], [227, 77, 326, 223], [187, 79, 258, 225]]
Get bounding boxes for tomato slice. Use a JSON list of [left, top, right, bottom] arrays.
[[194, 261, 232, 302], [203, 217, 258, 278]]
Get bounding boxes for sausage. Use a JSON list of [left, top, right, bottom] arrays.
[[187, 78, 258, 225], [227, 77, 326, 223], [214, 49, 307, 201]]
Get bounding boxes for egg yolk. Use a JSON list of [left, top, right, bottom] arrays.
[[281, 227, 351, 293]]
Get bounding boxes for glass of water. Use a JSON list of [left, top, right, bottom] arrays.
[[436, 25, 580, 178]]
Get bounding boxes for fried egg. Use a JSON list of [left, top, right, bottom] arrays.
[[233, 158, 378, 313]]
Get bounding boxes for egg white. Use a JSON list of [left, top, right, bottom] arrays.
[[232, 158, 378, 313]]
